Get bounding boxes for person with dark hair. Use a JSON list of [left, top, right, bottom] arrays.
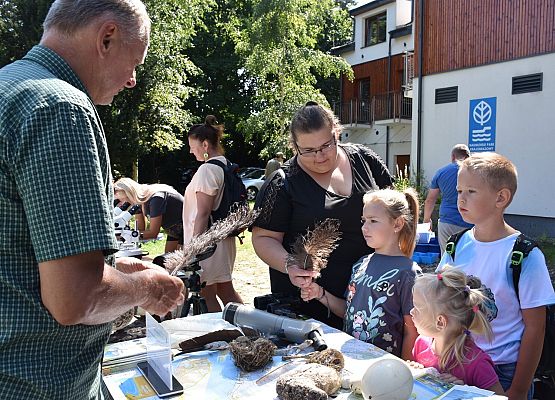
[[265, 151, 285, 178], [0, 1, 184, 398], [183, 115, 243, 311], [114, 177, 184, 252], [423, 144, 473, 253], [251, 101, 393, 329]]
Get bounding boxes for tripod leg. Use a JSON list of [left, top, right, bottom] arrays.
[[199, 297, 208, 314], [180, 297, 192, 318], [192, 298, 200, 316]]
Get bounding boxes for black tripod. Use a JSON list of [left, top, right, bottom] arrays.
[[177, 266, 207, 316], [176, 244, 217, 317]]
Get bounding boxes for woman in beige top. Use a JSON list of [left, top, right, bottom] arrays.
[[183, 115, 243, 311]]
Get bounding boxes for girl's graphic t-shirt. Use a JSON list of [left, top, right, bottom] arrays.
[[344, 253, 419, 356]]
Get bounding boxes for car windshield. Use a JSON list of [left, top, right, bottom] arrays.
[[242, 169, 264, 179]]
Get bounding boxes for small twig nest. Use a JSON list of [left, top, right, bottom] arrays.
[[229, 336, 276, 372]]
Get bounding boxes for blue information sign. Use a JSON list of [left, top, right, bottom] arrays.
[[468, 97, 496, 152]]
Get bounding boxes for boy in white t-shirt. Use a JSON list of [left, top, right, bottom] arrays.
[[437, 152, 555, 400]]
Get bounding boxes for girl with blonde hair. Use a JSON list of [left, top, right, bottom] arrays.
[[410, 268, 504, 393], [301, 188, 420, 360], [113, 177, 184, 252]]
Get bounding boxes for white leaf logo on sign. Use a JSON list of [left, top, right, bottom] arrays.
[[473, 101, 491, 126]]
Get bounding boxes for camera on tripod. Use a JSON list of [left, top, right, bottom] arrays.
[[254, 292, 303, 319], [153, 244, 217, 317]]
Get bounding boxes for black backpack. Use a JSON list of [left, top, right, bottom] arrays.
[[206, 159, 248, 238], [446, 230, 555, 387]]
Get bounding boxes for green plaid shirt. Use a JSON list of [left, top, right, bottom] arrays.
[[0, 46, 119, 399]]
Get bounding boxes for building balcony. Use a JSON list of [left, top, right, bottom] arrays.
[[372, 91, 412, 125], [333, 92, 412, 127], [333, 98, 372, 126]]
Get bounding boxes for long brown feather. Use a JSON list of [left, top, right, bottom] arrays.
[[164, 204, 260, 275], [287, 219, 341, 276]]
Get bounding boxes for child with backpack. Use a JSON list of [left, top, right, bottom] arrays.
[[411, 268, 504, 393], [437, 152, 555, 399], [300, 188, 420, 360]]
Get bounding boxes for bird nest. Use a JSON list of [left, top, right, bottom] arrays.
[[229, 336, 276, 372], [304, 348, 345, 371]]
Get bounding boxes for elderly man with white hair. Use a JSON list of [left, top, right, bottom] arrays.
[[0, 1, 184, 398]]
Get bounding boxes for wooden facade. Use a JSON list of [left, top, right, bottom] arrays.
[[415, 0, 555, 76], [341, 54, 405, 100]]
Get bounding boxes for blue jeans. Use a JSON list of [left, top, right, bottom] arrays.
[[494, 362, 533, 400]]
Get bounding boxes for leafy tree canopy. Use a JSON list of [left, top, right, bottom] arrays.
[[101, 0, 212, 177], [232, 0, 353, 159]]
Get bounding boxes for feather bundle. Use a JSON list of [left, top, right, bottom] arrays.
[[164, 204, 260, 275], [287, 219, 341, 276]]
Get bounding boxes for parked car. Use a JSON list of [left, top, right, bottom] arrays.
[[241, 168, 265, 201], [237, 167, 264, 179]]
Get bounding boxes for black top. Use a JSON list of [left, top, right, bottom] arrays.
[[143, 191, 184, 230], [253, 143, 393, 328]]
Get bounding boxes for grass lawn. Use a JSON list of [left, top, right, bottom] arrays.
[[539, 238, 555, 268], [140, 228, 256, 262], [140, 235, 167, 258]]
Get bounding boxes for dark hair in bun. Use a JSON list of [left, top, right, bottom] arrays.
[[188, 115, 225, 154]]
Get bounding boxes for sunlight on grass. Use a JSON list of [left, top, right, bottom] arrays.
[[236, 230, 256, 265], [141, 234, 167, 258]]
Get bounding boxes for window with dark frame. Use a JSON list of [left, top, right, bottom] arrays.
[[364, 12, 387, 47], [358, 78, 371, 123]]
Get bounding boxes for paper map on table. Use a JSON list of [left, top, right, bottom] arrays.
[[103, 321, 500, 400]]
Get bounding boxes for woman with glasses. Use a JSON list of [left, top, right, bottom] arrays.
[[251, 101, 393, 328]]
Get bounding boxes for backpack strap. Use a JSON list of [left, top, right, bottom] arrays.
[[510, 234, 538, 302], [206, 158, 229, 170], [444, 228, 472, 260]]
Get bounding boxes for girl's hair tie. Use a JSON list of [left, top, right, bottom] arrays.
[[463, 329, 471, 336], [472, 305, 479, 313], [437, 273, 443, 281]]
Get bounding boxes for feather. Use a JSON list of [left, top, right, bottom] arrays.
[[287, 219, 341, 276], [164, 204, 260, 275]]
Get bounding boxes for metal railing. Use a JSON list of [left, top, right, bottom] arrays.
[[333, 92, 412, 126], [371, 92, 412, 122], [333, 98, 372, 125]]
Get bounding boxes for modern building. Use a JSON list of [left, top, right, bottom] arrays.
[[333, 0, 414, 175], [335, 0, 555, 236]]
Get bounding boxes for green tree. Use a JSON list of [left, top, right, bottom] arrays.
[[182, 0, 260, 167], [233, 0, 353, 159], [0, 0, 51, 67], [100, 0, 211, 179]]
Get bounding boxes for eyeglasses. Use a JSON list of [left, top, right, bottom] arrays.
[[295, 138, 337, 157]]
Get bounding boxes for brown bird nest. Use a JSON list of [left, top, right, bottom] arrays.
[[229, 336, 277, 372], [305, 348, 345, 371]]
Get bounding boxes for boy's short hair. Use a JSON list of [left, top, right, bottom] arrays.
[[460, 152, 518, 205]]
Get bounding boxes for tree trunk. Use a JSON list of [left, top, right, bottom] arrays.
[[132, 159, 139, 182]]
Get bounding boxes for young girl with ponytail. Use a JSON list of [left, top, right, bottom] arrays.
[[410, 268, 504, 393], [301, 188, 420, 360]]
